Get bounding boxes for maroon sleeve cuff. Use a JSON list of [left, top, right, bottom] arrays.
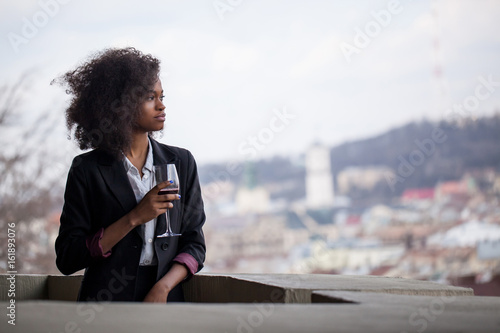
[[86, 228, 112, 258], [173, 253, 198, 276]]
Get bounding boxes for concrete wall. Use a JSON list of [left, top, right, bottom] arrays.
[[0, 274, 82, 302], [2, 273, 500, 333], [0, 273, 474, 303]]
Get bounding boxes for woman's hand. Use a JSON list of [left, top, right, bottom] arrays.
[[129, 181, 180, 227], [143, 281, 170, 303], [143, 263, 188, 303], [99, 181, 180, 254]]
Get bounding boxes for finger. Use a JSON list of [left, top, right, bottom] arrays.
[[156, 202, 174, 210], [158, 193, 181, 201], [156, 180, 174, 190]]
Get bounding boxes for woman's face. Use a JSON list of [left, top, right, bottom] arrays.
[[135, 79, 166, 133]]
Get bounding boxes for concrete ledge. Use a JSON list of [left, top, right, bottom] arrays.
[[0, 274, 496, 332], [0, 274, 48, 301], [0, 273, 474, 303], [2, 296, 499, 333], [47, 275, 83, 301], [183, 274, 288, 303], [0, 274, 82, 302], [196, 273, 474, 303], [311, 291, 500, 331]]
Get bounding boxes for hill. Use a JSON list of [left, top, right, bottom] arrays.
[[331, 114, 500, 195], [198, 114, 500, 204]]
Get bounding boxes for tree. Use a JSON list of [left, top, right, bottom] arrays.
[[0, 74, 65, 274]]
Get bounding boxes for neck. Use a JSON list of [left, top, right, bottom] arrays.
[[126, 132, 149, 159]]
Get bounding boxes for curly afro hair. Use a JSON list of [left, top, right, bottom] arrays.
[[53, 47, 161, 158]]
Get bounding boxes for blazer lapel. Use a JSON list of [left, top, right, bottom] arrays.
[[150, 138, 177, 165], [97, 151, 137, 218]]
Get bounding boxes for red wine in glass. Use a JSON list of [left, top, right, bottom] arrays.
[[154, 164, 181, 237], [158, 188, 179, 195]]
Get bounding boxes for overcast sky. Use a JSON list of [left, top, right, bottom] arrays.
[[1, 0, 499, 165]]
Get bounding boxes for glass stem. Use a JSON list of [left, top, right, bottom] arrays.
[[166, 210, 173, 234]]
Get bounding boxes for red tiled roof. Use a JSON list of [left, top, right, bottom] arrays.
[[346, 215, 361, 225], [370, 265, 393, 276], [401, 188, 435, 200], [438, 181, 467, 195]]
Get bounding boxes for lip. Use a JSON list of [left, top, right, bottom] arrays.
[[155, 113, 166, 121]]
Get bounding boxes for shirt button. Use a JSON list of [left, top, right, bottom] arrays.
[[148, 238, 153, 243], [144, 260, 150, 264], [144, 174, 149, 179]]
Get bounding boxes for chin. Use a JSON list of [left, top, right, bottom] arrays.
[[147, 124, 164, 132]]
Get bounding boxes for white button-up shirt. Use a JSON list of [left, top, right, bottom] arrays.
[[123, 139, 157, 266]]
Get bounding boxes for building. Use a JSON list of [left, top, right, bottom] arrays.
[[305, 143, 334, 208], [337, 166, 394, 194]]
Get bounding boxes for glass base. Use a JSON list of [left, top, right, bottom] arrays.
[[157, 232, 182, 238]]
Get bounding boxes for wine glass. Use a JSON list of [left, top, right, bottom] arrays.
[[154, 164, 182, 237]]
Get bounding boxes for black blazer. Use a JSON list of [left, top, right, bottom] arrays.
[[55, 138, 206, 301]]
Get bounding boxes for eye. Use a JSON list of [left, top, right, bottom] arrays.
[[147, 95, 155, 101], [160, 95, 165, 102]]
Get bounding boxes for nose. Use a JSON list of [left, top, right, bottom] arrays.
[[157, 99, 165, 111]]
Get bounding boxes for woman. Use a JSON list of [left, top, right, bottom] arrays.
[[54, 47, 206, 302]]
